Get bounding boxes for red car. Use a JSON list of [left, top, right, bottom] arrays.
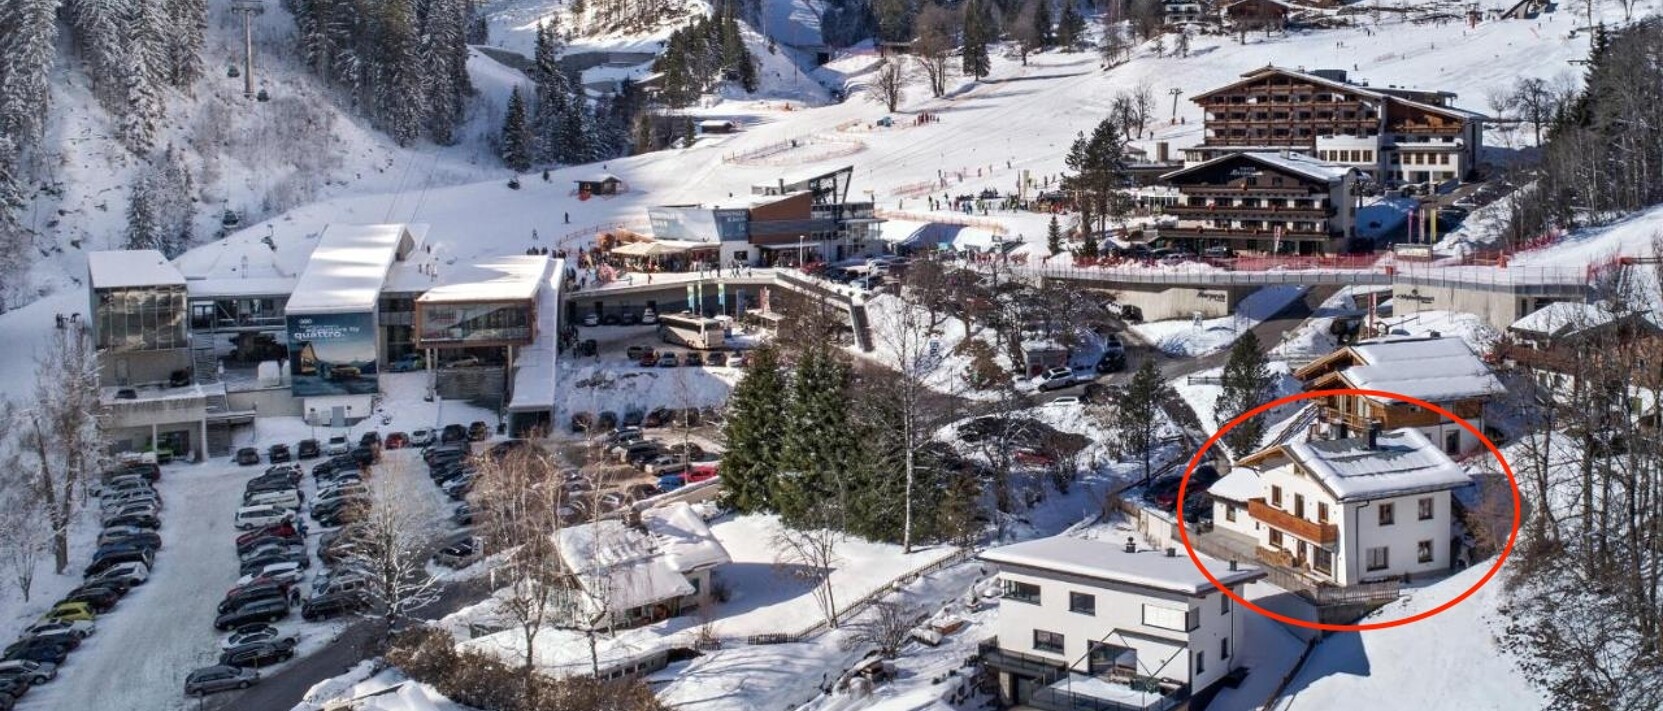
[[384, 432, 409, 449], [684, 466, 719, 484], [235, 522, 299, 547], [1013, 449, 1055, 467]]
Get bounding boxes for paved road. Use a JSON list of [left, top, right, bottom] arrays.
[[208, 578, 490, 711]]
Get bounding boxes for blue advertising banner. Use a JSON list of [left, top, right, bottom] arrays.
[[287, 312, 379, 397]]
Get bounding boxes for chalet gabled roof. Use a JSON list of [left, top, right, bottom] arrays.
[[1161, 150, 1352, 184]]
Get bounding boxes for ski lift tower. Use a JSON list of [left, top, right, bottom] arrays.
[[231, 0, 265, 99]]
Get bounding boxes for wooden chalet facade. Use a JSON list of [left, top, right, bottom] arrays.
[[1221, 0, 1289, 31], [1293, 336, 1506, 456], [1185, 67, 1484, 187], [1500, 303, 1663, 430], [1160, 151, 1356, 254]]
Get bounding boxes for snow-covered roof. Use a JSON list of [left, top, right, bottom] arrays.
[[641, 502, 731, 573], [1508, 302, 1616, 338], [697, 119, 735, 127], [577, 173, 623, 184], [1341, 336, 1505, 402], [556, 519, 697, 612], [1193, 66, 1485, 122], [416, 256, 553, 303], [506, 260, 564, 413], [1208, 468, 1261, 503], [1162, 151, 1352, 184], [1278, 427, 1472, 501], [285, 224, 418, 315], [88, 250, 186, 289], [185, 276, 298, 299], [979, 535, 1264, 596]]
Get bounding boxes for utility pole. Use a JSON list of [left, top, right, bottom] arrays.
[[231, 0, 266, 99], [1169, 87, 1183, 124]]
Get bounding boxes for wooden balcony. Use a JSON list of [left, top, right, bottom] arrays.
[[1318, 406, 1374, 432], [1248, 498, 1338, 545], [1167, 204, 1331, 219], [1161, 226, 1334, 241]]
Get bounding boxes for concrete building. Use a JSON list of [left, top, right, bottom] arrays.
[[1233, 427, 1471, 585], [1161, 151, 1357, 254], [1186, 66, 1485, 187], [1294, 336, 1506, 456], [978, 535, 1264, 711], [643, 165, 884, 268]]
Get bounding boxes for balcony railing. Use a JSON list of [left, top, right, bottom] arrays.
[[1166, 205, 1331, 219], [1248, 498, 1338, 545], [1160, 226, 1334, 241]]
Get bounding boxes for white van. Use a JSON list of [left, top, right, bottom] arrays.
[[244, 489, 302, 511], [234, 505, 291, 530]]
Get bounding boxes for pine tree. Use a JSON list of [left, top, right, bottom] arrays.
[[1033, 0, 1054, 48], [125, 178, 160, 252], [556, 86, 593, 164], [1047, 215, 1063, 255], [1057, 0, 1084, 49], [961, 0, 992, 79], [377, 0, 426, 146], [151, 146, 196, 258], [422, 0, 471, 145], [1116, 358, 1167, 484], [720, 345, 789, 513], [531, 21, 570, 162], [1215, 331, 1272, 453], [0, 136, 30, 310], [1079, 229, 1099, 259], [501, 86, 532, 171], [1065, 116, 1131, 237], [0, 0, 59, 147], [164, 0, 206, 87], [774, 346, 858, 528]]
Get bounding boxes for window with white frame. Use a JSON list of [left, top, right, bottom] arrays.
[[1367, 546, 1390, 571], [1418, 540, 1434, 563]]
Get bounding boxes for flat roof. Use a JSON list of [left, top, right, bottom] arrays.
[[416, 256, 554, 304], [88, 250, 186, 289], [979, 535, 1264, 596], [185, 276, 299, 299], [285, 224, 417, 315]]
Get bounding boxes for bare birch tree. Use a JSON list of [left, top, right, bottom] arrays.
[[772, 502, 844, 629], [469, 445, 566, 700], [914, 4, 957, 98], [869, 59, 905, 113], [6, 325, 105, 574], [344, 463, 443, 640]]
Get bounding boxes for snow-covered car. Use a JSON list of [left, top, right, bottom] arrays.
[[432, 538, 480, 568], [219, 624, 298, 651], [641, 307, 658, 324], [23, 620, 95, 641], [86, 561, 149, 587], [233, 562, 305, 589], [323, 435, 351, 456], [409, 428, 435, 447], [581, 312, 600, 327], [1046, 396, 1082, 407]]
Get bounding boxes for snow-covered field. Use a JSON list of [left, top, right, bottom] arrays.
[[1275, 565, 1541, 711]]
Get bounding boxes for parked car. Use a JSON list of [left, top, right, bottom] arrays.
[[626, 345, 654, 361], [581, 312, 600, 327], [707, 351, 729, 367], [324, 435, 351, 456], [296, 439, 321, 460], [235, 447, 261, 466], [641, 307, 658, 324], [41, 603, 95, 623], [432, 538, 480, 568], [1035, 366, 1075, 391], [444, 356, 482, 369], [409, 428, 435, 447], [234, 505, 293, 531], [683, 351, 704, 366], [220, 624, 297, 651], [0, 660, 56, 686], [384, 432, 408, 449], [451, 503, 475, 526], [596, 411, 619, 431], [100, 513, 159, 531], [639, 352, 660, 367], [440, 424, 468, 444], [236, 522, 299, 548], [219, 640, 297, 668], [300, 592, 366, 621], [683, 467, 719, 485], [657, 353, 680, 368], [214, 598, 289, 630], [348, 446, 378, 467], [657, 474, 687, 492], [184, 665, 260, 696], [1095, 350, 1127, 374], [97, 528, 161, 551], [267, 444, 292, 464], [642, 454, 687, 476], [467, 421, 490, 441], [244, 489, 302, 512], [23, 620, 94, 642], [234, 562, 306, 590], [387, 353, 426, 373], [2, 641, 67, 666], [100, 502, 161, 526]]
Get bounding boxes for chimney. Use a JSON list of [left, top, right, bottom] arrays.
[[1165, 547, 1176, 558], [1157, 141, 1170, 163], [1229, 559, 1239, 571], [1124, 537, 1137, 553], [1367, 421, 1382, 449]]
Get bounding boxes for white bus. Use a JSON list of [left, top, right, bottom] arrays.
[[658, 312, 725, 350]]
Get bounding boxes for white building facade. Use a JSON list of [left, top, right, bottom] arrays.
[[1238, 428, 1471, 586], [978, 535, 1264, 709]]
